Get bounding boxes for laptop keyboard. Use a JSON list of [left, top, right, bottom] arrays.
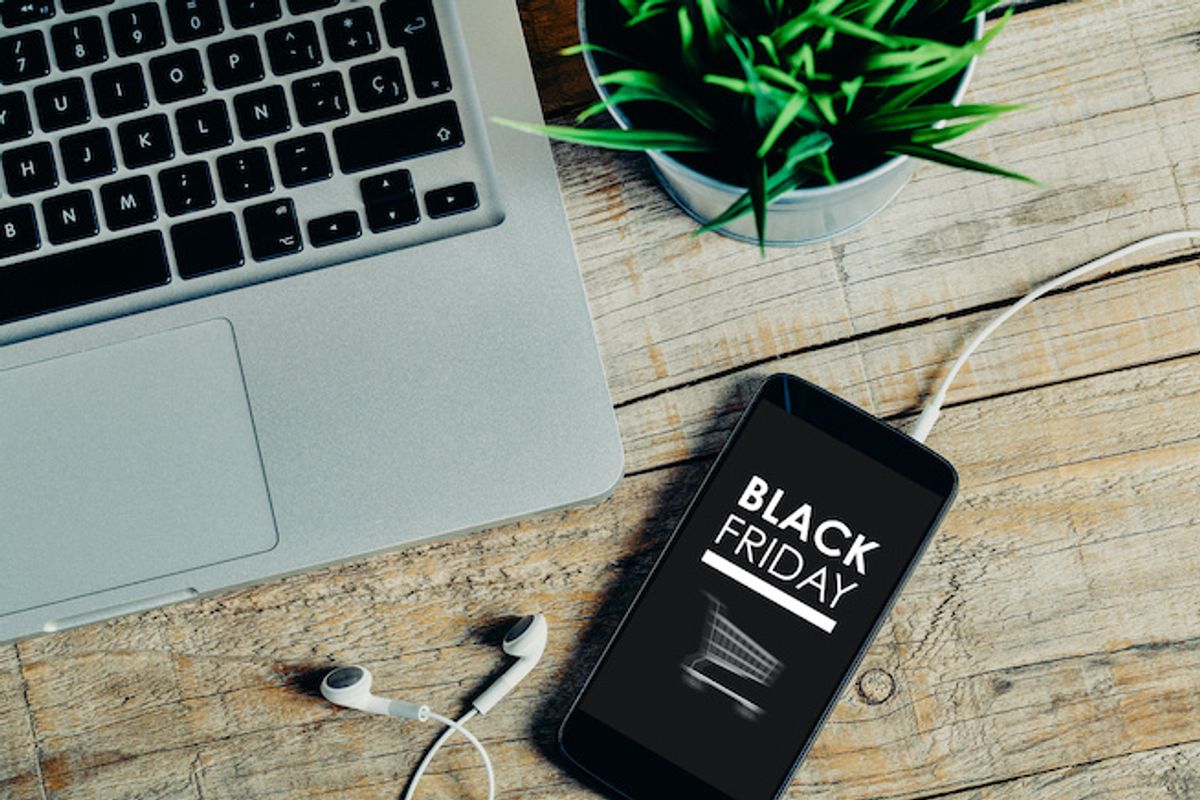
[[0, 0, 502, 329]]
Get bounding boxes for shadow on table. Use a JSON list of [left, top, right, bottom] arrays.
[[526, 375, 758, 792]]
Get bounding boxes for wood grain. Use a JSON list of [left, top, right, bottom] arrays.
[[4, 0, 1200, 799], [0, 646, 42, 800], [614, 255, 1200, 473]]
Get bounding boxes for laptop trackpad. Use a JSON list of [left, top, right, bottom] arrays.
[[0, 319, 278, 616]]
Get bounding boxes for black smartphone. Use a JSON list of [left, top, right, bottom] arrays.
[[559, 374, 958, 800]]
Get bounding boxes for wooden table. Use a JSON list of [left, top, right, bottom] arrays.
[[5, 1, 1200, 798]]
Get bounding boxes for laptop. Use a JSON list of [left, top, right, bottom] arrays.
[[0, 0, 623, 643]]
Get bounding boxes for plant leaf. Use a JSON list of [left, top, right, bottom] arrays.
[[598, 69, 718, 128], [861, 102, 1023, 132], [965, 0, 1005, 20], [750, 158, 768, 251], [693, 0, 725, 48], [491, 118, 714, 152], [887, 142, 1037, 183], [803, 11, 902, 47], [908, 116, 997, 144], [757, 91, 811, 157]]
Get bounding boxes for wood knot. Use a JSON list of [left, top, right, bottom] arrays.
[[856, 668, 895, 705]]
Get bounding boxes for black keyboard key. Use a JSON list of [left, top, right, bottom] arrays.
[[365, 196, 419, 233], [50, 16, 107, 69], [33, 77, 90, 131], [286, 0, 336, 14], [2, 142, 57, 196], [323, 7, 379, 62], [172, 211, 244, 278], [0, 231, 169, 325], [92, 63, 148, 118], [0, 204, 39, 258], [360, 171, 409, 204], [167, 0, 223, 43], [0, 92, 32, 143], [425, 182, 478, 219], [308, 210, 359, 247], [2, 0, 54, 28], [176, 99, 232, 154], [264, 21, 320, 76], [233, 85, 289, 139], [274, 133, 330, 188], [62, 0, 115, 12], [109, 3, 165, 56], [227, 0, 280, 29], [243, 198, 300, 260], [217, 146, 273, 201], [380, 0, 450, 97], [0, 31, 50, 83], [42, 189, 98, 244], [150, 49, 206, 103], [117, 113, 173, 168], [350, 57, 406, 113], [59, 127, 115, 181], [159, 160, 215, 216], [292, 71, 347, 126], [100, 175, 156, 229], [333, 100, 462, 174], [208, 35, 263, 90], [361, 169, 418, 232]]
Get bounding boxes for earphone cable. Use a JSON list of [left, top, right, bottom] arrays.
[[909, 230, 1200, 443], [404, 709, 495, 800]]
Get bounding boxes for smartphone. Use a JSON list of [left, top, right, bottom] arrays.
[[559, 374, 958, 800]]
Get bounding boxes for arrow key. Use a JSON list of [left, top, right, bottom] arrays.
[[361, 168, 421, 231], [425, 182, 478, 219], [244, 198, 302, 261], [308, 210, 361, 247], [365, 198, 419, 233]]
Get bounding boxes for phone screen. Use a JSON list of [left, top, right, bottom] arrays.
[[567, 376, 955, 800]]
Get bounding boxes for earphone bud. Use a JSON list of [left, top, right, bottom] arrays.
[[471, 613, 547, 714], [319, 613, 548, 800], [320, 664, 430, 721]]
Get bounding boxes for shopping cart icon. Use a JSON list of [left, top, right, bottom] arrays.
[[681, 594, 783, 718]]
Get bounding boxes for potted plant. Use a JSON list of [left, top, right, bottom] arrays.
[[497, 0, 1030, 248]]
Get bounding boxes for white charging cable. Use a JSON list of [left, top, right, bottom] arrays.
[[405, 709, 495, 800], [909, 230, 1200, 443]]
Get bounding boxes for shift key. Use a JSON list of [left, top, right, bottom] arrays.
[[333, 100, 463, 174]]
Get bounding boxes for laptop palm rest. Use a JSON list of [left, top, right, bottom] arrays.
[[0, 319, 278, 618]]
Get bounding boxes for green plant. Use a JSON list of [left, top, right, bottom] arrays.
[[495, 0, 1031, 247]]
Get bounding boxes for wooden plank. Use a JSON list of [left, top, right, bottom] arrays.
[[15, 351, 1200, 799], [614, 255, 1200, 473], [932, 739, 1200, 799], [518, 0, 594, 119], [551, 0, 1200, 405], [0, 645, 43, 800]]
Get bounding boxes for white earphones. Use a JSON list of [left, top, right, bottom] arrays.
[[470, 611, 548, 713], [319, 664, 431, 720], [320, 613, 548, 800]]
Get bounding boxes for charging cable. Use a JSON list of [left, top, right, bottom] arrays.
[[404, 709, 495, 800], [909, 230, 1200, 443]]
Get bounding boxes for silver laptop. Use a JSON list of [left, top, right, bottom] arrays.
[[0, 0, 622, 643]]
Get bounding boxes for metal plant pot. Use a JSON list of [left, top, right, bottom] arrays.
[[578, 2, 985, 246]]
